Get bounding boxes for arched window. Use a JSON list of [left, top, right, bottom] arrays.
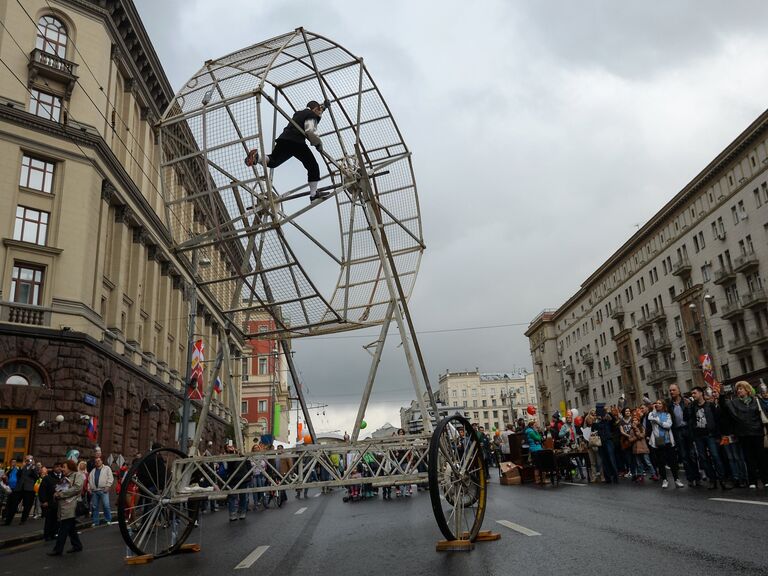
[[0, 362, 45, 387], [36, 16, 68, 58]]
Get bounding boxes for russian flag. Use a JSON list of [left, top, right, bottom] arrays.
[[214, 376, 222, 394], [86, 416, 98, 442]]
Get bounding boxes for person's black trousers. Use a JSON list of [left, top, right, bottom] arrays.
[[52, 517, 82, 553]]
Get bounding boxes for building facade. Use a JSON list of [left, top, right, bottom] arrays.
[[526, 108, 768, 421], [240, 314, 291, 444], [0, 0, 241, 466], [436, 369, 538, 431]]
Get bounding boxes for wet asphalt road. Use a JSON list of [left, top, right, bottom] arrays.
[[1, 474, 766, 576]]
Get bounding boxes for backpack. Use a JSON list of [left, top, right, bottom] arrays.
[[7, 468, 18, 490]]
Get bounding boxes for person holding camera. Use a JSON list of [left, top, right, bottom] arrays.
[[3, 454, 38, 525]]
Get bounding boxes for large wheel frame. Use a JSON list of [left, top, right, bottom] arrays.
[[428, 415, 487, 542], [117, 447, 200, 558]]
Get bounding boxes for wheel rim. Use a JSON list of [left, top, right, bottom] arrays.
[[428, 415, 487, 542], [117, 447, 198, 557]]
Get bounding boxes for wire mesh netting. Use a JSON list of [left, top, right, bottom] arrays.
[[158, 29, 423, 339]]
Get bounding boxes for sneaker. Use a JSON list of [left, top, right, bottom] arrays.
[[229, 513, 237, 522], [244, 149, 259, 166], [238, 511, 246, 520], [650, 474, 659, 482], [675, 479, 684, 488], [662, 479, 669, 489]]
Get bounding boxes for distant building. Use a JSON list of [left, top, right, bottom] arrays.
[[241, 313, 291, 444], [437, 369, 538, 431], [400, 391, 450, 434], [526, 108, 768, 421], [370, 422, 399, 438]]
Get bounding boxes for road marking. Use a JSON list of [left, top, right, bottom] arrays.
[[313, 492, 321, 498], [496, 520, 541, 536], [709, 498, 768, 507], [560, 482, 587, 487], [235, 545, 269, 570], [295, 507, 308, 515]]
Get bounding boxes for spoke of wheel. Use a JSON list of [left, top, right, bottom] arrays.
[[126, 502, 158, 530], [134, 503, 163, 550]]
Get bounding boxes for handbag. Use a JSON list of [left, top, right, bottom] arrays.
[[588, 433, 602, 448], [75, 496, 89, 517]]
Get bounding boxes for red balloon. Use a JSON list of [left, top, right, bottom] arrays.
[[574, 416, 583, 427], [526, 405, 536, 416]]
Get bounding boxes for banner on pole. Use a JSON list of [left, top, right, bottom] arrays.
[[189, 340, 204, 400], [699, 353, 721, 394]]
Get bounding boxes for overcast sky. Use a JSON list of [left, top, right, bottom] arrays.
[[134, 0, 768, 437]]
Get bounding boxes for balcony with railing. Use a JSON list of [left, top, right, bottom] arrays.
[[28, 48, 79, 98], [638, 308, 666, 330], [720, 300, 744, 320], [671, 256, 692, 277], [646, 369, 676, 386], [727, 336, 753, 354], [734, 251, 759, 274], [582, 352, 594, 365], [686, 322, 701, 336], [749, 329, 768, 346], [713, 266, 737, 285], [0, 302, 50, 326], [609, 304, 625, 320], [742, 288, 768, 309], [564, 363, 575, 375]]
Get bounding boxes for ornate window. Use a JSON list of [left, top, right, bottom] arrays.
[[35, 16, 68, 58], [10, 264, 44, 305], [13, 206, 49, 246], [20, 155, 55, 193]]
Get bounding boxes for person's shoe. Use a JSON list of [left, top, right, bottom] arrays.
[[238, 511, 246, 520], [244, 149, 259, 166], [694, 480, 703, 488], [720, 481, 732, 491], [47, 551, 63, 556], [708, 481, 718, 490], [662, 479, 669, 489], [749, 484, 757, 489], [66, 547, 83, 554], [688, 481, 694, 488], [309, 190, 330, 202], [675, 479, 685, 488], [650, 474, 659, 482], [229, 513, 237, 521]]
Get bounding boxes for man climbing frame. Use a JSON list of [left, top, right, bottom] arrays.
[[245, 100, 330, 202]]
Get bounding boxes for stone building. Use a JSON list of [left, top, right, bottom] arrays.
[[526, 108, 768, 422], [436, 369, 538, 431], [0, 0, 240, 466]]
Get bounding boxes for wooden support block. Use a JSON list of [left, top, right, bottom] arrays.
[[436, 539, 474, 552], [178, 543, 201, 554], [461, 530, 501, 542], [124, 554, 154, 565]]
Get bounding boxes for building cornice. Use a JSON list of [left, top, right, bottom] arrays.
[[57, 0, 173, 118]]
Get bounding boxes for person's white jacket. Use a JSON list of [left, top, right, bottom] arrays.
[[647, 410, 676, 449], [88, 465, 114, 492]]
